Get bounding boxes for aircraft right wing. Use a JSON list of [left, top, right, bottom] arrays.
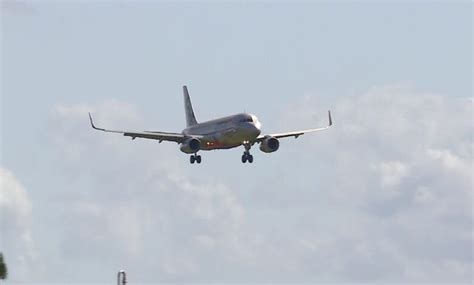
[[256, 111, 333, 141], [88, 113, 198, 143]]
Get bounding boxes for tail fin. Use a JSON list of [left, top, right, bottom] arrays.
[[183, 85, 198, 127]]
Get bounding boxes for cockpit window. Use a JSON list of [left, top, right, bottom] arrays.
[[240, 118, 253, 123]]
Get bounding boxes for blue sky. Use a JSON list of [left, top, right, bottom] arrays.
[[1, 1, 472, 283]]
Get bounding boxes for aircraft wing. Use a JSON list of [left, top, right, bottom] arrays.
[[256, 111, 333, 141], [88, 113, 194, 143]]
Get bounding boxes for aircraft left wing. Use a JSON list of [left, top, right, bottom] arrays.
[[88, 113, 192, 143], [256, 110, 333, 141]]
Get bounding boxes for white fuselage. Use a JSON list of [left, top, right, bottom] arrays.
[[182, 113, 262, 150]]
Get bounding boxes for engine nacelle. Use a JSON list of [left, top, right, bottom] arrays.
[[259, 136, 280, 153], [180, 138, 201, 154]]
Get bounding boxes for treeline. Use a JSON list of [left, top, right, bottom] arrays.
[[0, 253, 7, 279]]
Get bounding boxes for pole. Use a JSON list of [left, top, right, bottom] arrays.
[[117, 270, 127, 285]]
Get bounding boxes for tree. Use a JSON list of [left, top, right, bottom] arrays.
[[0, 252, 7, 279]]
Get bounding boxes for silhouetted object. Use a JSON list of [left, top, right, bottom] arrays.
[[117, 270, 126, 285], [0, 253, 7, 279]]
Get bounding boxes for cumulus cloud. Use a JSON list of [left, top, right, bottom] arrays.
[[0, 168, 36, 281], [41, 101, 247, 282], [372, 160, 409, 188], [26, 86, 472, 283], [272, 86, 473, 282]]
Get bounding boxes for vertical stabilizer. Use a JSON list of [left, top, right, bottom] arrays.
[[183, 85, 198, 127]]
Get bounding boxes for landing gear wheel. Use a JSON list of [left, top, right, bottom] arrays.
[[241, 142, 254, 164], [248, 155, 254, 163], [190, 154, 201, 164], [242, 153, 253, 164]]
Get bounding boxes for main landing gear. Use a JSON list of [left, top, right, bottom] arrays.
[[241, 142, 254, 164], [190, 154, 202, 164]]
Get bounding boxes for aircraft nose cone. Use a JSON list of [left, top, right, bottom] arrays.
[[254, 121, 262, 134], [243, 123, 260, 137], [252, 124, 261, 137]]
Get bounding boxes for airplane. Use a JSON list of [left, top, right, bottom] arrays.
[[88, 86, 333, 164]]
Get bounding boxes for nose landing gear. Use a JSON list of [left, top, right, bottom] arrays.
[[242, 152, 253, 163], [190, 154, 202, 164], [241, 142, 254, 164]]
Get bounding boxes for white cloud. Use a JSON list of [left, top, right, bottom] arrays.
[[0, 168, 36, 281], [38, 101, 247, 282], [426, 148, 472, 177], [373, 160, 409, 187], [273, 86, 473, 282], [21, 86, 473, 283]]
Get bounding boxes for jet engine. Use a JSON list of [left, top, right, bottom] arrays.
[[259, 136, 280, 153], [180, 138, 201, 154]]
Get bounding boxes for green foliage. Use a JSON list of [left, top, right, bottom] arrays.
[[0, 253, 7, 279]]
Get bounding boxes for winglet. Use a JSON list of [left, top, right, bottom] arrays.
[[88, 112, 95, 128], [328, 110, 333, 126], [88, 112, 106, 131]]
